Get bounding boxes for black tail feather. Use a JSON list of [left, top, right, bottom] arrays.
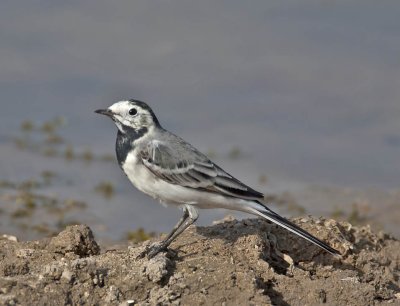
[[250, 204, 341, 257]]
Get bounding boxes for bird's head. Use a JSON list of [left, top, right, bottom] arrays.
[[95, 99, 160, 134]]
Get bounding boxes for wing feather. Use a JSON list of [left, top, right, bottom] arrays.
[[139, 138, 264, 200]]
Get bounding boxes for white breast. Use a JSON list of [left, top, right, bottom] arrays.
[[122, 151, 160, 199], [122, 150, 190, 206]]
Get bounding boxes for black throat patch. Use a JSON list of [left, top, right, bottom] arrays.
[[115, 126, 148, 166]]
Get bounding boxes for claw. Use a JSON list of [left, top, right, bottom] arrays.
[[147, 244, 166, 258], [137, 242, 167, 259], [136, 248, 147, 259]]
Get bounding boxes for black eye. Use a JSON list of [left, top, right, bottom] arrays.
[[129, 108, 137, 116]]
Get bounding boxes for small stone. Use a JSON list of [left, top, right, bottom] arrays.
[[43, 262, 64, 280], [61, 269, 74, 283], [340, 277, 360, 283], [1, 235, 18, 242], [105, 286, 121, 303], [92, 269, 106, 287]]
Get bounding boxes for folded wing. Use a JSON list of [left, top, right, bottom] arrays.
[[139, 139, 264, 200]]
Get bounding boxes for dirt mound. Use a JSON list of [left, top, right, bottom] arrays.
[[0, 217, 399, 305]]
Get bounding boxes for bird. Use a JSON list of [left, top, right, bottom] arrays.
[[95, 99, 341, 258]]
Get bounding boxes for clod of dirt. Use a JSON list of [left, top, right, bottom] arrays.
[[48, 224, 100, 257], [143, 252, 174, 283], [0, 217, 399, 306]]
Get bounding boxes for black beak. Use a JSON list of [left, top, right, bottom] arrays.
[[95, 109, 114, 117]]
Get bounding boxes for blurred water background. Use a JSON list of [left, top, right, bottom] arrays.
[[1, 1, 399, 242]]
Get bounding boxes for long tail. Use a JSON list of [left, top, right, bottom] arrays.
[[247, 202, 341, 257]]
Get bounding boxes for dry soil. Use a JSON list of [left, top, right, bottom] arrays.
[[0, 216, 399, 305]]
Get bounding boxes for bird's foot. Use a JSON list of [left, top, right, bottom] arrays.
[[137, 242, 168, 259]]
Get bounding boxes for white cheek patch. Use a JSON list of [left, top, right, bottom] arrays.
[[109, 101, 135, 132], [122, 118, 135, 128], [113, 114, 135, 132]]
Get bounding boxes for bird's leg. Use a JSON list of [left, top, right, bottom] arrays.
[[162, 206, 190, 242], [145, 205, 198, 258], [152, 205, 198, 253]]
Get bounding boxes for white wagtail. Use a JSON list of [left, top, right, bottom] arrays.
[[95, 99, 340, 258]]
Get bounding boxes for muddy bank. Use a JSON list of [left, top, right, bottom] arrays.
[[0, 217, 399, 305]]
